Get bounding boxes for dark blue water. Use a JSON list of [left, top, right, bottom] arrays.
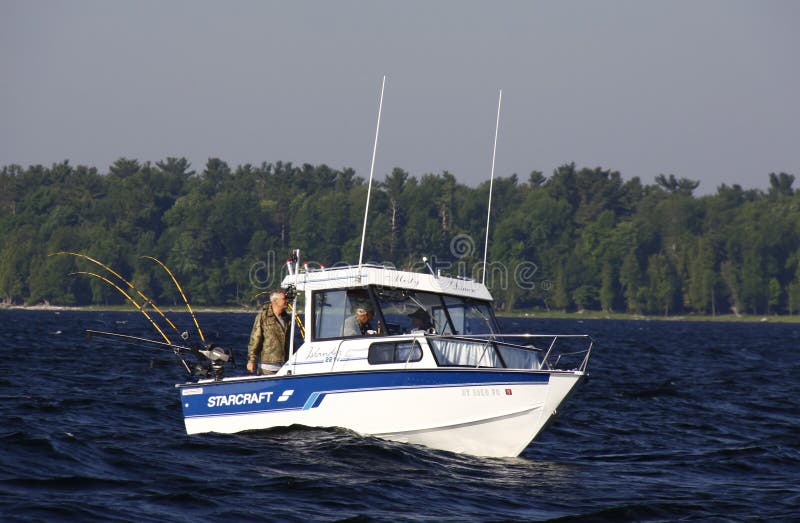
[[1, 310, 798, 522]]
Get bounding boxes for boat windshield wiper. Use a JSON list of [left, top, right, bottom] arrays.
[[466, 300, 497, 339], [405, 294, 438, 333]]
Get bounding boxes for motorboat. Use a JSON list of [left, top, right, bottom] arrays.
[[84, 81, 594, 457], [175, 258, 593, 458]]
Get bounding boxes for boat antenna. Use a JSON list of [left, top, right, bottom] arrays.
[[482, 89, 502, 285], [422, 256, 436, 277], [358, 75, 386, 269]]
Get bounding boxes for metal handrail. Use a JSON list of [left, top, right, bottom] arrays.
[[322, 332, 594, 372], [475, 339, 494, 368], [539, 336, 594, 371], [425, 332, 594, 372]]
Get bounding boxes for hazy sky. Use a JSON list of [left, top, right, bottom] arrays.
[[2, 1, 798, 194]]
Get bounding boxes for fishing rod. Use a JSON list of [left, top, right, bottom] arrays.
[[287, 303, 305, 340], [86, 329, 234, 380], [141, 256, 206, 344], [62, 254, 227, 380], [71, 271, 173, 345], [86, 330, 194, 352], [52, 251, 182, 336], [86, 329, 193, 374]]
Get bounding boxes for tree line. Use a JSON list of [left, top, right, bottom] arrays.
[[1, 157, 798, 316]]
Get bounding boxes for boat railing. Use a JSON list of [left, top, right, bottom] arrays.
[[426, 333, 593, 372]]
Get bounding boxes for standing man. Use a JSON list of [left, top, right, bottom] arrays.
[[247, 289, 290, 375]]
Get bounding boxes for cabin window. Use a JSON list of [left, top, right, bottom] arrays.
[[442, 296, 498, 335], [368, 341, 423, 364], [431, 306, 450, 335], [428, 338, 502, 367], [313, 289, 375, 340]]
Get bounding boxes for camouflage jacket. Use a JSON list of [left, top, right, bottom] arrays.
[[247, 304, 290, 365]]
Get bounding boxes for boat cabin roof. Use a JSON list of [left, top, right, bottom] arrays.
[[281, 264, 493, 301]]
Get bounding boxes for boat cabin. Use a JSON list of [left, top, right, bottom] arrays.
[[279, 264, 543, 375], [306, 268, 499, 340]]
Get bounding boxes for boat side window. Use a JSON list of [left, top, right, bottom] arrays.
[[313, 289, 376, 340], [428, 338, 502, 367], [314, 290, 349, 339], [368, 341, 423, 364]]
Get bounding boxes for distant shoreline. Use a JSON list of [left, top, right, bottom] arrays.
[[3, 303, 800, 324], [0, 303, 257, 314], [501, 310, 800, 324]]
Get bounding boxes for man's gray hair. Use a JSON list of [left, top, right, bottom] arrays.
[[269, 289, 286, 302]]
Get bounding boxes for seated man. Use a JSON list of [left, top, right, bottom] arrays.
[[343, 305, 376, 336], [407, 307, 432, 332]]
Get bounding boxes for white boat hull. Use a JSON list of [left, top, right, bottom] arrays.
[[179, 369, 585, 457]]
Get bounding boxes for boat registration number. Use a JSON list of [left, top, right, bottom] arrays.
[[462, 387, 511, 397]]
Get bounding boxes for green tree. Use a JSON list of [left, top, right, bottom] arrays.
[[109, 158, 141, 179], [599, 262, 615, 312], [767, 277, 781, 314], [768, 172, 794, 198], [2, 156, 799, 314], [655, 174, 700, 195], [720, 260, 743, 316], [647, 253, 679, 315], [381, 168, 409, 259], [550, 267, 570, 311], [788, 281, 800, 315], [572, 284, 597, 311]]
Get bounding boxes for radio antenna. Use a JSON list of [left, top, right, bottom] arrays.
[[482, 89, 502, 285], [358, 75, 386, 269]]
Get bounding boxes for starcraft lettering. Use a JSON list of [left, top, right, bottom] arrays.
[[207, 391, 273, 408]]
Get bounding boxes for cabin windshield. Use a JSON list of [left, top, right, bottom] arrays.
[[373, 287, 499, 336], [374, 288, 440, 335], [311, 286, 499, 340]]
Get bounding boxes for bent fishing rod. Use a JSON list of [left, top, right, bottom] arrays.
[[86, 329, 235, 381]]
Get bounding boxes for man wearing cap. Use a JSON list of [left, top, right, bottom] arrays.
[[343, 305, 375, 336]]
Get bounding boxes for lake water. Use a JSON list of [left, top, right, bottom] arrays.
[[1, 310, 798, 521]]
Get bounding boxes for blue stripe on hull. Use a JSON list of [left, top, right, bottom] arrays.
[[178, 369, 550, 419]]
